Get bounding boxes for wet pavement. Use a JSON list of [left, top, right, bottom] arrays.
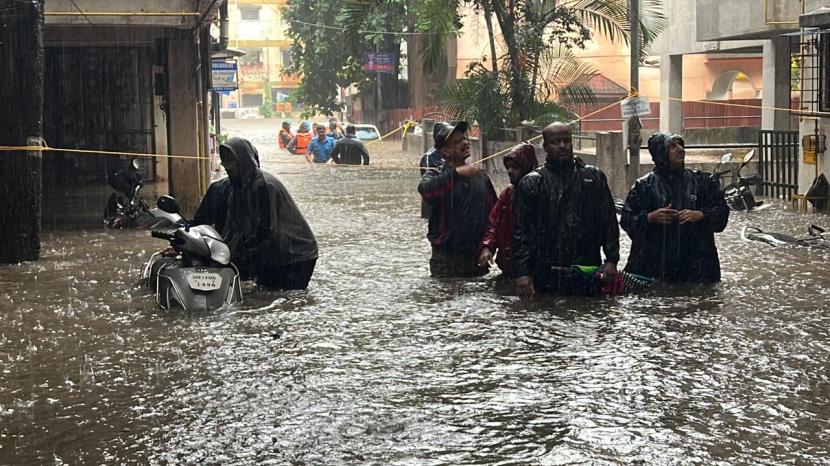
[[1, 120, 830, 464]]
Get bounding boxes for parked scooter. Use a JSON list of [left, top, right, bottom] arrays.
[[141, 195, 243, 311], [104, 159, 184, 229], [715, 149, 764, 211]]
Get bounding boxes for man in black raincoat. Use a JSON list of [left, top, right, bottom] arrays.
[[512, 122, 620, 298], [192, 145, 261, 235], [418, 121, 497, 278], [620, 132, 729, 283], [219, 137, 319, 289]]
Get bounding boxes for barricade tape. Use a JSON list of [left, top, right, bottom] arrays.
[[1, 94, 819, 172]]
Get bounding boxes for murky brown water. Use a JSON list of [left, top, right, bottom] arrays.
[[2, 121, 830, 464]]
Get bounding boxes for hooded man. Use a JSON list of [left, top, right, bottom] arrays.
[[512, 122, 620, 299], [418, 121, 497, 278], [192, 144, 261, 235], [476, 142, 538, 277], [620, 132, 729, 283], [219, 137, 318, 289]]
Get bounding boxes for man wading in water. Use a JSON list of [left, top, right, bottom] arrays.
[[418, 121, 497, 278]]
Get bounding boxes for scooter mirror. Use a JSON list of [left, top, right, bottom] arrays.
[[720, 152, 733, 164], [157, 195, 180, 214], [131, 158, 141, 170], [742, 149, 756, 164]]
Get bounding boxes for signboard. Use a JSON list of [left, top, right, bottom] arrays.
[[363, 52, 396, 74], [210, 60, 238, 92], [620, 96, 651, 118]]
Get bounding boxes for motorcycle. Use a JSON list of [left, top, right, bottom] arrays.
[[741, 224, 830, 249], [712, 149, 764, 211], [104, 158, 184, 229], [141, 195, 243, 311]]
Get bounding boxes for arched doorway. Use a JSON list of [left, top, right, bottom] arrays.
[[706, 70, 759, 100]]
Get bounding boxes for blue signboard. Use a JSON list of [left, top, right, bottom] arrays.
[[363, 52, 396, 74], [210, 60, 238, 92]]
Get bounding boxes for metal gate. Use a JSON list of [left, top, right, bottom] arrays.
[[758, 130, 799, 200]]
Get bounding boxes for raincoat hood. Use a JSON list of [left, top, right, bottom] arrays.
[[221, 137, 260, 187], [648, 131, 683, 174], [504, 142, 538, 173]]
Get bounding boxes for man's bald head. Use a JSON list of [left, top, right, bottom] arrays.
[[542, 122, 571, 145], [541, 122, 574, 165]]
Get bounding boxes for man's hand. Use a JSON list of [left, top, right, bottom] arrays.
[[600, 262, 618, 276], [454, 164, 481, 177], [647, 204, 678, 224], [678, 209, 704, 224], [516, 275, 535, 300], [161, 245, 177, 257], [478, 248, 493, 268]]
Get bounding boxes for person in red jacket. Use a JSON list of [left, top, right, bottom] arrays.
[[476, 142, 538, 277]]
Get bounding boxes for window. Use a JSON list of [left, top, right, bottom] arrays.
[[280, 49, 293, 69], [239, 6, 260, 21], [239, 48, 263, 66], [241, 93, 263, 108]]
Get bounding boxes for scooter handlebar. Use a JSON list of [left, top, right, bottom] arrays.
[[151, 230, 175, 241]]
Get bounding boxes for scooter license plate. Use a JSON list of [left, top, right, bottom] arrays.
[[186, 272, 223, 291]]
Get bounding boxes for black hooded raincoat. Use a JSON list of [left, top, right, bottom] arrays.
[[220, 138, 318, 286], [620, 133, 729, 283]]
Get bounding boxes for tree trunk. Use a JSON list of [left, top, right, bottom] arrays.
[[491, 0, 528, 121], [0, 0, 44, 263], [482, 1, 499, 79]]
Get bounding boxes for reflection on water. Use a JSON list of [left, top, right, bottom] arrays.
[[2, 126, 830, 464]]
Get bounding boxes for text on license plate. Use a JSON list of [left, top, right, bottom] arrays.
[[186, 272, 222, 291]]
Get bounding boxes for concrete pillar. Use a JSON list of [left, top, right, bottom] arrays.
[[762, 36, 792, 130], [166, 31, 202, 216], [596, 131, 627, 199], [660, 54, 683, 134], [422, 118, 435, 154]]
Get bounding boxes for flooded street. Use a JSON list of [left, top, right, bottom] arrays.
[[2, 120, 830, 464]]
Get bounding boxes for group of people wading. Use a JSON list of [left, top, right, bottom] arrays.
[[190, 118, 727, 298], [418, 121, 729, 299]]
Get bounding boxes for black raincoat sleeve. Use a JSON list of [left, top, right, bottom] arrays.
[[511, 174, 541, 279], [700, 175, 729, 233], [192, 179, 230, 232], [620, 181, 650, 241], [357, 141, 370, 165], [418, 166, 457, 202], [596, 170, 621, 264], [330, 140, 344, 164]]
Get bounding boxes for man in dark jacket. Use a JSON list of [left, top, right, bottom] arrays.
[[330, 124, 370, 165], [418, 121, 497, 278], [620, 132, 729, 283], [219, 137, 319, 289], [512, 122, 620, 298], [476, 142, 538, 277]]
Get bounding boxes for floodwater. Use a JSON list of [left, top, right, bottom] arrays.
[[2, 120, 830, 464]]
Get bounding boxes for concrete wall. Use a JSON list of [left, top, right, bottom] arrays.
[[695, 0, 801, 41]]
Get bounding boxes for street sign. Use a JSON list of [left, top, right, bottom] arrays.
[[363, 52, 396, 74], [620, 96, 651, 118], [210, 60, 238, 92]]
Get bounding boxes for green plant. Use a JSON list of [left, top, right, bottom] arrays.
[[260, 80, 275, 118]]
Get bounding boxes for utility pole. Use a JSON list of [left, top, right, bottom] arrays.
[[628, 0, 641, 180], [0, 0, 45, 263]]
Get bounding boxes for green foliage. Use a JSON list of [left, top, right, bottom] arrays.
[[284, 0, 408, 117], [260, 80, 274, 118]]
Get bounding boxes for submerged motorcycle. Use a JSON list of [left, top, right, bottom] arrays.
[[141, 195, 243, 311], [104, 159, 184, 229], [712, 150, 764, 211], [741, 224, 830, 249]]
